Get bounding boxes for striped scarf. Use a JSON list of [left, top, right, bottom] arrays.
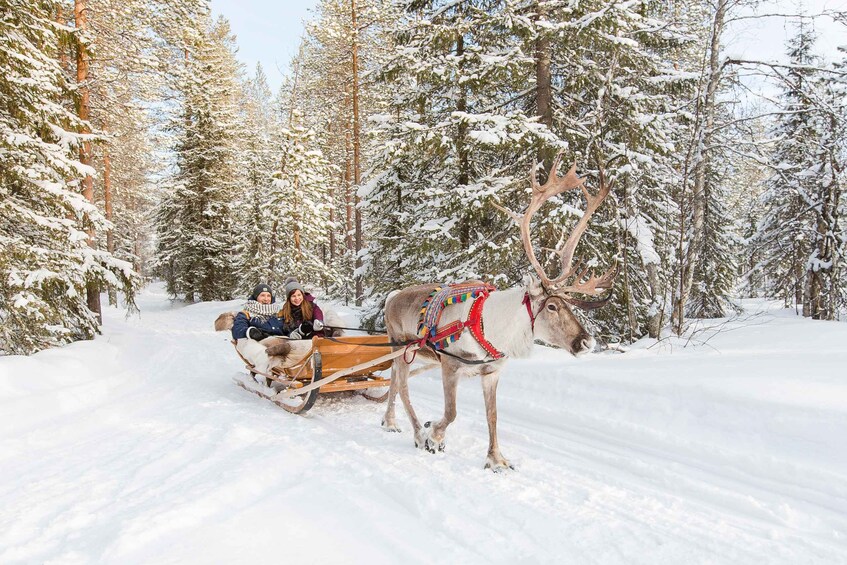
[[242, 300, 282, 319]]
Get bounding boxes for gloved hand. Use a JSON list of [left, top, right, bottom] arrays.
[[289, 321, 315, 340], [247, 327, 270, 341]]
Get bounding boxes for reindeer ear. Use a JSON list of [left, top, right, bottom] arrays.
[[525, 274, 546, 299]]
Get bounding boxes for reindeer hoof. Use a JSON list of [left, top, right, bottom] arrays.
[[425, 438, 445, 453], [484, 457, 515, 472], [416, 422, 445, 453], [381, 418, 401, 433]]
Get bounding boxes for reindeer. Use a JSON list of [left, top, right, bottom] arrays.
[[381, 155, 615, 471]]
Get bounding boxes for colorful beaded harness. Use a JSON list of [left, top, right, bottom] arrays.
[[416, 282, 506, 360]]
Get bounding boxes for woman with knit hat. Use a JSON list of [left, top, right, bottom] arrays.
[[280, 277, 325, 339]]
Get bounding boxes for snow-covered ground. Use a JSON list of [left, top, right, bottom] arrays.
[[1, 282, 846, 564]]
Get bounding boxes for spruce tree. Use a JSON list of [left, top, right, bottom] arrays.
[[0, 0, 139, 354], [364, 0, 560, 297], [236, 64, 279, 295], [154, 16, 243, 302], [266, 122, 338, 290], [753, 24, 843, 318]]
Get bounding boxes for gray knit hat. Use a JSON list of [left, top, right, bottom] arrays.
[[283, 277, 305, 300], [249, 282, 274, 302]]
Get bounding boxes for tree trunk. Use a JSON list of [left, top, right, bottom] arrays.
[[329, 202, 336, 261], [344, 129, 353, 252], [455, 33, 472, 249], [794, 240, 805, 315], [75, 0, 101, 322], [57, 5, 70, 72], [807, 138, 842, 320], [351, 0, 363, 305], [104, 142, 117, 305], [534, 1, 553, 174], [534, 0, 553, 129], [672, 0, 727, 334]]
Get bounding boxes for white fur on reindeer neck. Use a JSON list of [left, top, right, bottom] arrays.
[[242, 300, 282, 318], [479, 287, 534, 359]]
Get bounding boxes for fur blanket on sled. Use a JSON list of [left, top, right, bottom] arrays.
[[214, 309, 345, 370]]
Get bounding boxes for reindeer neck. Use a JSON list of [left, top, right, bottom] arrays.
[[480, 286, 534, 359]]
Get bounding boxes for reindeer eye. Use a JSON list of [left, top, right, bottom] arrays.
[[546, 303, 558, 312]]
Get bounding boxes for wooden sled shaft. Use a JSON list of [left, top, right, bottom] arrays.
[[276, 344, 419, 399]]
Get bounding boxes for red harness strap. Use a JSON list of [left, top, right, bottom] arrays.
[[522, 292, 536, 330], [465, 291, 505, 360], [417, 289, 541, 362]]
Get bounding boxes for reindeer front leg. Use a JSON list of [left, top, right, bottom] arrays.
[[481, 370, 513, 471], [418, 367, 459, 453]]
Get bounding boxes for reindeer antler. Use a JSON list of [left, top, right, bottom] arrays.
[[494, 154, 616, 296]]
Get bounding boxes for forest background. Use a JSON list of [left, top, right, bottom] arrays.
[[2, 0, 846, 355]]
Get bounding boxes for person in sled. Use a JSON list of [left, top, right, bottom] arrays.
[[280, 277, 326, 339], [231, 283, 285, 341], [231, 282, 285, 374]]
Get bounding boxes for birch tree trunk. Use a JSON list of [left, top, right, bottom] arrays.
[[672, 0, 727, 334]]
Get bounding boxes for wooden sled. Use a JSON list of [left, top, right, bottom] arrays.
[[232, 335, 419, 414]]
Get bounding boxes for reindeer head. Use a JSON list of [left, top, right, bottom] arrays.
[[496, 155, 616, 356]]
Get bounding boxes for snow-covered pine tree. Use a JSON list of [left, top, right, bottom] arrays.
[[0, 0, 139, 354], [264, 121, 339, 291], [235, 63, 279, 294], [685, 134, 741, 319], [825, 43, 847, 318], [100, 104, 158, 276], [355, 1, 698, 340], [670, 0, 766, 330], [285, 0, 397, 301], [753, 23, 844, 319], [803, 44, 847, 320], [539, 0, 697, 341], [71, 0, 199, 289], [363, 0, 560, 305], [154, 15, 243, 302]]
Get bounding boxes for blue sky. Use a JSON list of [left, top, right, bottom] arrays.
[[210, 0, 319, 92]]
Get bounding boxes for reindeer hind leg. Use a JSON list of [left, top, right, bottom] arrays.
[[381, 358, 403, 432], [392, 358, 423, 445]]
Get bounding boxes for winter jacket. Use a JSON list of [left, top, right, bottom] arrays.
[[231, 308, 286, 340], [281, 293, 325, 338]]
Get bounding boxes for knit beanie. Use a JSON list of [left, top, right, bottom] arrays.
[[249, 282, 274, 302], [283, 277, 305, 299]]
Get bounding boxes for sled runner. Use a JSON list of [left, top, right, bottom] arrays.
[[232, 335, 417, 414]]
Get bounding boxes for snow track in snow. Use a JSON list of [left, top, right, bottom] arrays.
[[1, 283, 846, 563]]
